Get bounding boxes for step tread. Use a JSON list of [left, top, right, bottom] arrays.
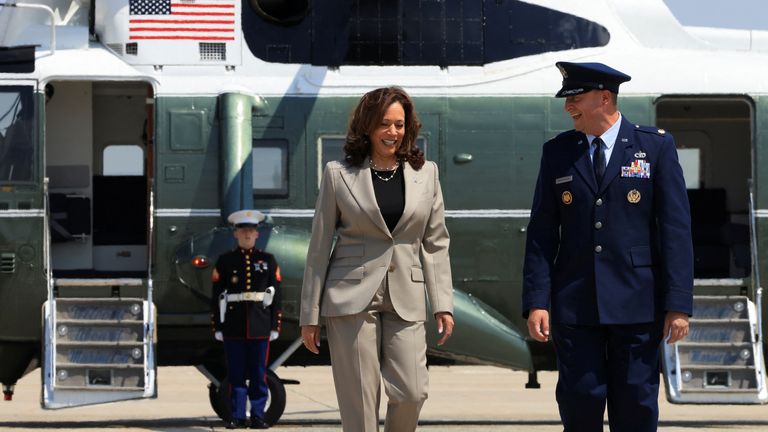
[[676, 342, 754, 347], [54, 297, 146, 302], [52, 385, 145, 391], [693, 279, 747, 287], [680, 388, 761, 393], [693, 295, 749, 300], [55, 319, 144, 325], [56, 363, 145, 369], [675, 364, 756, 370], [56, 341, 145, 347], [54, 278, 144, 287]]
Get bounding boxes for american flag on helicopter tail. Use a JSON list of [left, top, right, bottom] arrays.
[[128, 0, 236, 41]]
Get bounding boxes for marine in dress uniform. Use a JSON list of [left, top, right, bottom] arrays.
[[211, 210, 283, 429], [522, 62, 694, 432]]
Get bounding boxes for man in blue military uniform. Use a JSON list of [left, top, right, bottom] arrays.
[[522, 62, 694, 431], [211, 210, 282, 429]]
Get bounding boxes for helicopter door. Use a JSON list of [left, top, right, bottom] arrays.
[[41, 81, 156, 408]]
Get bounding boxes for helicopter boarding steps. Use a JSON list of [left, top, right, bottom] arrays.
[[42, 278, 156, 408], [662, 278, 768, 404]]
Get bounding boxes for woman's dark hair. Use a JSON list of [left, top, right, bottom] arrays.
[[343, 86, 424, 170]]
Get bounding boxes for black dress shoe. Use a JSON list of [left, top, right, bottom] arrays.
[[249, 416, 270, 429], [225, 418, 248, 429]]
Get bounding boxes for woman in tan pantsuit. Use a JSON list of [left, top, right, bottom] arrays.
[[300, 86, 454, 432]]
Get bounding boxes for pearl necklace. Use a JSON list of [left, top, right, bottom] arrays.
[[370, 160, 399, 182]]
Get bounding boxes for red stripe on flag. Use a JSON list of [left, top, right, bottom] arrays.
[[170, 2, 234, 8], [170, 11, 234, 16], [130, 35, 235, 40], [130, 19, 235, 24], [130, 27, 234, 32]]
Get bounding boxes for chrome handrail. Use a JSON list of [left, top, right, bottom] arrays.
[[748, 179, 763, 346], [43, 176, 52, 300], [0, 2, 57, 55]]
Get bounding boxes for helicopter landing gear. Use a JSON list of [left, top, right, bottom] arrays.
[[207, 369, 286, 426]]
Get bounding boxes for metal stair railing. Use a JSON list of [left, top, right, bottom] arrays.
[[748, 179, 766, 396]]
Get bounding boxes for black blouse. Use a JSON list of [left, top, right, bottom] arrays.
[[371, 165, 405, 233]]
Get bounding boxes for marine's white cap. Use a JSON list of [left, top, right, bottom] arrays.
[[227, 209, 265, 227]]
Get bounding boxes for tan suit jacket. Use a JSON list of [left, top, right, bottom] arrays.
[[300, 158, 453, 326]]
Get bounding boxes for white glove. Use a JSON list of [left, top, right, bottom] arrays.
[[263, 286, 275, 308], [269, 330, 279, 341], [214, 331, 223, 342]]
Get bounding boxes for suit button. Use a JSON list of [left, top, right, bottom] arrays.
[[596, 198, 603, 206], [595, 245, 603, 253], [594, 221, 603, 229], [388, 264, 395, 272]]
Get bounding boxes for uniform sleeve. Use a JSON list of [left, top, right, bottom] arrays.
[[270, 255, 283, 333], [654, 133, 694, 315], [421, 161, 454, 315], [299, 163, 339, 326], [522, 144, 560, 318], [210, 259, 225, 333]]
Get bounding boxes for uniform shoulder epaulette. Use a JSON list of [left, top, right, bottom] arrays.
[[634, 124, 666, 136]]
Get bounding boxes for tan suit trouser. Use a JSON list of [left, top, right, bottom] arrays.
[[325, 277, 428, 432]]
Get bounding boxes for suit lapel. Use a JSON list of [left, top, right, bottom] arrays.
[[392, 162, 420, 236], [571, 133, 597, 194], [338, 157, 392, 238], [598, 118, 635, 195]]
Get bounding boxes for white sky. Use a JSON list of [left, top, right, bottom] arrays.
[[664, 0, 768, 30]]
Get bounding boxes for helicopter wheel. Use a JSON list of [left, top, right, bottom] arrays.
[[208, 369, 286, 426]]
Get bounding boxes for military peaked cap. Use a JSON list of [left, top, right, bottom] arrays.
[[555, 62, 631, 97], [228, 209, 265, 227]]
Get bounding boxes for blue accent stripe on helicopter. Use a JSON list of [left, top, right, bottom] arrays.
[[0, 209, 45, 217]]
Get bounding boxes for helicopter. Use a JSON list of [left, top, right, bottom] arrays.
[[1, 0, 767, 426]]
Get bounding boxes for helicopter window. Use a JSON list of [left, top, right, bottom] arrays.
[[252, 139, 288, 197], [0, 85, 36, 182], [243, 0, 609, 66], [103, 145, 144, 176], [319, 136, 346, 174], [248, 0, 309, 26]]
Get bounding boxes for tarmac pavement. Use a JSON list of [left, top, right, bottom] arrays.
[[0, 365, 767, 431]]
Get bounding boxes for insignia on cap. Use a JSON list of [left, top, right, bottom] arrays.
[[627, 189, 641, 204], [562, 191, 573, 205]]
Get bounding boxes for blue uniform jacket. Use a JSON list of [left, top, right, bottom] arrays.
[[523, 116, 693, 325], [211, 248, 283, 338]]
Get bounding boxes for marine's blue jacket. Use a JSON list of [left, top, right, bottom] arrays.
[[523, 116, 693, 324]]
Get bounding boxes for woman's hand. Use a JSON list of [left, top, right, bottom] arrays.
[[301, 325, 321, 354], [435, 312, 454, 346]]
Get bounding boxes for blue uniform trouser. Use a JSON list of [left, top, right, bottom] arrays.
[[224, 338, 270, 420], [551, 322, 664, 432]]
